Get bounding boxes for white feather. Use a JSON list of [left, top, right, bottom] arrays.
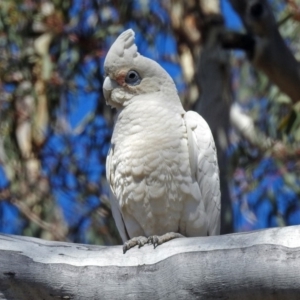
[[104, 29, 221, 242]]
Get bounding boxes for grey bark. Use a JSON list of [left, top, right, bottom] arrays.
[[1, 225, 300, 299]]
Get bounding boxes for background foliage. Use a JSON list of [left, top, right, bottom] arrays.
[[229, 0, 300, 231], [0, 0, 299, 244]]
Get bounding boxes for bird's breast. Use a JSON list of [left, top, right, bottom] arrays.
[[114, 107, 189, 194], [110, 101, 199, 236]]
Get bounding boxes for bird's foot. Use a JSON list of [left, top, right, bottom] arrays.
[[123, 236, 148, 254], [147, 232, 184, 249]]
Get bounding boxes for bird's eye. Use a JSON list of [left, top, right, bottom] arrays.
[[125, 70, 141, 86]]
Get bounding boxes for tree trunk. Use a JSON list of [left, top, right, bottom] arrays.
[[1, 226, 300, 299], [195, 0, 233, 234]]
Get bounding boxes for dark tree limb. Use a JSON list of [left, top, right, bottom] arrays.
[[220, 31, 255, 55], [0, 226, 300, 299], [194, 1, 233, 235], [228, 0, 300, 103]]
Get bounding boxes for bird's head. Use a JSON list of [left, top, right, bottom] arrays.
[[103, 29, 177, 109]]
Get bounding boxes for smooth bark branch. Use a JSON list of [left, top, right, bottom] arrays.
[[228, 0, 300, 103], [230, 103, 273, 150], [1, 226, 300, 299]]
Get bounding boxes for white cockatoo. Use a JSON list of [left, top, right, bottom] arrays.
[[103, 29, 220, 253]]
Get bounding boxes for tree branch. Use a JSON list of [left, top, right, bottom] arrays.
[[1, 226, 300, 299], [230, 103, 273, 151], [228, 0, 300, 103], [10, 197, 68, 242]]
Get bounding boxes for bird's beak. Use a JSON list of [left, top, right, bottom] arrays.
[[103, 77, 118, 105]]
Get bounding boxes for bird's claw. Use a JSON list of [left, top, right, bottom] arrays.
[[147, 235, 159, 248], [138, 236, 148, 248], [123, 236, 148, 254], [148, 232, 184, 249], [123, 233, 184, 253]]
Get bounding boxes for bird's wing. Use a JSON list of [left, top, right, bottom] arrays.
[[184, 111, 221, 235], [106, 146, 129, 242]]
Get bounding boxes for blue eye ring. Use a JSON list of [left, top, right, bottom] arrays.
[[125, 70, 141, 86]]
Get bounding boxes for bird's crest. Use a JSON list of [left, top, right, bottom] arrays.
[[104, 29, 139, 71]]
